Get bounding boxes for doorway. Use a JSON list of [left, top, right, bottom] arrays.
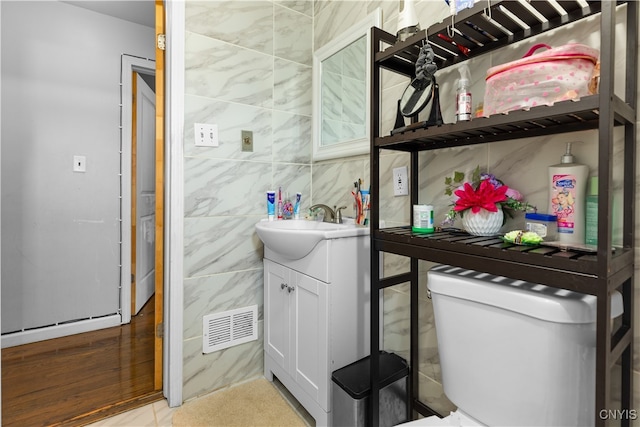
[[120, 54, 165, 392], [132, 71, 157, 316], [121, 55, 158, 325], [0, 0, 168, 423], [0, 50, 164, 427]]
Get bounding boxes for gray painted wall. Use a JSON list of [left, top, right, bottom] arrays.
[[1, 1, 155, 334]]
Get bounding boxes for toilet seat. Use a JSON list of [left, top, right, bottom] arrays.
[[400, 410, 485, 426]]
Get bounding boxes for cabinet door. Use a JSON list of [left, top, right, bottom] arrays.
[[290, 272, 329, 411], [264, 259, 290, 370]]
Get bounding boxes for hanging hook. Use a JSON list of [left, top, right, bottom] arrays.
[[447, 14, 455, 38], [484, 0, 492, 20]]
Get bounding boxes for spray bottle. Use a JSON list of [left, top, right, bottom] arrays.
[[548, 142, 589, 244], [456, 64, 472, 122]]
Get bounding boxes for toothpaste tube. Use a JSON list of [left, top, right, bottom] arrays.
[[293, 192, 302, 219], [266, 191, 276, 221]]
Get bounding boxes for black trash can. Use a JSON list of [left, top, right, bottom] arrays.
[[331, 351, 409, 427]]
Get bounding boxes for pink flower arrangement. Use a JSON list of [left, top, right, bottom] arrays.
[[454, 180, 508, 214], [443, 166, 535, 225]]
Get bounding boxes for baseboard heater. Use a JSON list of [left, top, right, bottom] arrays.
[[1, 314, 121, 348]]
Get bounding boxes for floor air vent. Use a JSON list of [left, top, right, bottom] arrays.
[[202, 305, 258, 354]]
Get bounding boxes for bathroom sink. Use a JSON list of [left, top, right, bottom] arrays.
[[255, 219, 369, 260]]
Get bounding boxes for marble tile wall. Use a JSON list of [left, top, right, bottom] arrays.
[[182, 0, 312, 401], [315, 0, 640, 418]]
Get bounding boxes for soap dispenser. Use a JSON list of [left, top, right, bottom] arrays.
[[548, 142, 589, 244]]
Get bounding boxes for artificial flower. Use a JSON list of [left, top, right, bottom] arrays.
[[453, 180, 508, 213], [442, 166, 536, 226]]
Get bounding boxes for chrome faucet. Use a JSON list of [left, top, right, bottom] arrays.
[[310, 204, 335, 223], [310, 204, 348, 223]]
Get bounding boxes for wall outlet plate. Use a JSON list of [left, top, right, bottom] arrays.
[[194, 123, 219, 147], [393, 166, 409, 196], [241, 130, 253, 152]]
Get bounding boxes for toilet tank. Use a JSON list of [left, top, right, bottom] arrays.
[[428, 264, 623, 427]]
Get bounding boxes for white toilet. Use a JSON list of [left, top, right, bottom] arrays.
[[403, 264, 623, 427]]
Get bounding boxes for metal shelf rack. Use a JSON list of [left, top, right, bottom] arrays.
[[368, 1, 637, 426]]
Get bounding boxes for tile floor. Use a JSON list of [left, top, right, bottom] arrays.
[[86, 399, 174, 427], [86, 377, 315, 427]]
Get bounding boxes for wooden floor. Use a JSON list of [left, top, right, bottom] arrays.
[[2, 296, 162, 426]]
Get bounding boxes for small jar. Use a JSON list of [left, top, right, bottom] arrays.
[[412, 205, 434, 234], [525, 213, 558, 241]]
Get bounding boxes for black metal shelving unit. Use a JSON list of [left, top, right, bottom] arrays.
[[368, 1, 637, 426]]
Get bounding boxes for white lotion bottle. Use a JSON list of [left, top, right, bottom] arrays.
[[548, 142, 589, 244]]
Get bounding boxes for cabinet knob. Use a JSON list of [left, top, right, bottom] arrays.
[[287, 285, 295, 293], [281, 283, 287, 290]]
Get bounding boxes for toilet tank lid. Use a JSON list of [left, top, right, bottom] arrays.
[[428, 265, 623, 324]]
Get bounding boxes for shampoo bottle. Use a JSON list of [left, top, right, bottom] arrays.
[[548, 142, 589, 244]]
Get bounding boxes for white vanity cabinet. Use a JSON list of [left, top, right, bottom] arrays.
[[264, 259, 329, 407], [263, 234, 372, 427]]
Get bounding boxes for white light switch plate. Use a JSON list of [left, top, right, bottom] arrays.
[[194, 123, 219, 147], [393, 166, 408, 196], [73, 155, 86, 173]]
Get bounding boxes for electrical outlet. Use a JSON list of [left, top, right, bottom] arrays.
[[393, 166, 409, 196], [194, 123, 219, 147], [241, 130, 253, 152], [73, 155, 86, 173]]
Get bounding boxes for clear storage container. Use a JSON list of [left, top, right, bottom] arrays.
[[525, 212, 558, 240]]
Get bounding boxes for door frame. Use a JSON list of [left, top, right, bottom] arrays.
[[132, 72, 157, 316], [164, 0, 185, 407], [118, 0, 186, 407], [121, 55, 155, 324]]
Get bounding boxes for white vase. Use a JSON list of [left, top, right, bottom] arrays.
[[461, 208, 504, 236]]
